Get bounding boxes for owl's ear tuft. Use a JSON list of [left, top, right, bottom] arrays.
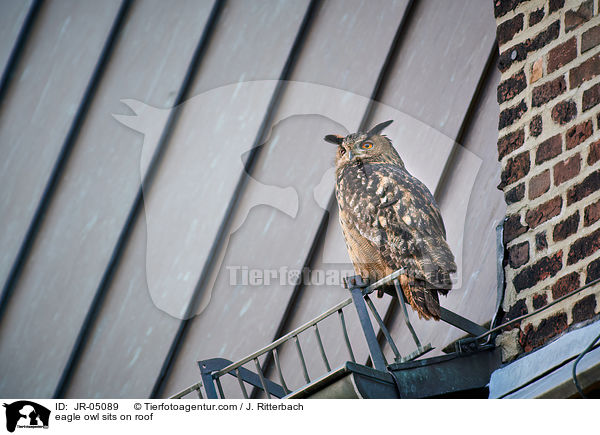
[[324, 134, 344, 145], [367, 120, 393, 137]]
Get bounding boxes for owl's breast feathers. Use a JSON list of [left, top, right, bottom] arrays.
[[336, 161, 457, 319]]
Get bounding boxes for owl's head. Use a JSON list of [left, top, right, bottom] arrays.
[[324, 120, 403, 168]]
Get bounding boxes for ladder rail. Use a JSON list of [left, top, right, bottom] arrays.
[[174, 267, 489, 399]]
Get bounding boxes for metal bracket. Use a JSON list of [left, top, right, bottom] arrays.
[[342, 275, 369, 291], [346, 276, 388, 371], [393, 279, 433, 361], [345, 273, 487, 357], [454, 337, 495, 355], [198, 357, 286, 399], [439, 307, 488, 337], [199, 360, 219, 399], [345, 275, 435, 365]]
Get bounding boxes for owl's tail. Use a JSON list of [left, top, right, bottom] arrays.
[[400, 274, 441, 320]]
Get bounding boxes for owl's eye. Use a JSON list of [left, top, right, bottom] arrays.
[[339, 147, 346, 156], [361, 142, 373, 149]]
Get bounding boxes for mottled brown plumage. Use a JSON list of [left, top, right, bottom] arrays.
[[325, 120, 456, 320]]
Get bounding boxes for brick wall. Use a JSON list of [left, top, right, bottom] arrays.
[[493, 0, 600, 361]]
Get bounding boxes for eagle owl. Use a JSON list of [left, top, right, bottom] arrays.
[[325, 120, 456, 320]]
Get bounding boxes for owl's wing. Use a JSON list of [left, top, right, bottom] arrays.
[[338, 163, 456, 288]]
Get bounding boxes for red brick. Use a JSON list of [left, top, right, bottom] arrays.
[[569, 53, 600, 89], [583, 83, 600, 112], [502, 299, 528, 331], [526, 21, 560, 51], [494, 0, 526, 18], [587, 258, 600, 283], [567, 169, 600, 205], [532, 293, 547, 309], [551, 271, 580, 299], [525, 196, 562, 228], [584, 199, 600, 226], [498, 44, 527, 73], [531, 58, 543, 83], [566, 120, 593, 149], [514, 250, 563, 292], [572, 294, 597, 324], [504, 214, 528, 244], [564, 0, 593, 32], [497, 13, 524, 46], [589, 140, 600, 166], [497, 128, 525, 160], [529, 8, 544, 26], [498, 69, 527, 103], [535, 134, 562, 164], [529, 170, 550, 199], [499, 151, 530, 189], [499, 99, 527, 129], [498, 21, 560, 72], [551, 99, 577, 124], [536, 232, 548, 251], [552, 210, 580, 242], [529, 115, 542, 137], [549, 0, 565, 13], [547, 38, 577, 73], [505, 183, 525, 205], [582, 24, 600, 53], [567, 227, 600, 265], [532, 76, 566, 107], [553, 154, 581, 186], [509, 241, 529, 269], [520, 312, 568, 352]]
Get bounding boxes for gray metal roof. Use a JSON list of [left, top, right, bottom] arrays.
[[0, 0, 505, 398]]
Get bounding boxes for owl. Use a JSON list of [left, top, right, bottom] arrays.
[[325, 120, 456, 320]]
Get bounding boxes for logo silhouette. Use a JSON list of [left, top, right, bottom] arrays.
[[3, 401, 50, 432], [113, 80, 478, 318]]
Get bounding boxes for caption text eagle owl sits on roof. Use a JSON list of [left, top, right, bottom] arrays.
[[325, 120, 457, 320]]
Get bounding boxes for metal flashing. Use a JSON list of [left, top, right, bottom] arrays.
[[489, 319, 600, 398], [504, 346, 600, 398]]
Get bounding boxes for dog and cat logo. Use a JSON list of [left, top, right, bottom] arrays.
[[3, 401, 50, 432]]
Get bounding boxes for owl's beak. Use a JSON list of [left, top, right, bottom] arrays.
[[347, 150, 354, 161]]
